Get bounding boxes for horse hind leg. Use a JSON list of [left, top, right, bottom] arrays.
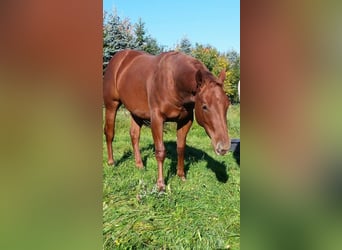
[[150, 112, 166, 191], [130, 115, 144, 168], [104, 100, 121, 165]]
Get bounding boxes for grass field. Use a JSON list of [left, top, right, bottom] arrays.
[[103, 105, 240, 249]]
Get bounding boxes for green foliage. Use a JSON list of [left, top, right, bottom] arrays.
[[191, 44, 221, 72], [225, 50, 240, 103], [103, 106, 240, 249]]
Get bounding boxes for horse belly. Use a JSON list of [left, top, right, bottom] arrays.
[[125, 100, 150, 119]]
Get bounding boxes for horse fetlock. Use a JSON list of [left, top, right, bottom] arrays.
[[135, 160, 144, 169]]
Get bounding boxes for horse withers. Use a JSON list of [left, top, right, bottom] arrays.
[[103, 49, 230, 191]]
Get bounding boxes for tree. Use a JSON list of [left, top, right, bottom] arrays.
[[133, 18, 146, 50], [103, 11, 135, 71], [225, 50, 240, 103], [144, 36, 164, 55], [191, 44, 220, 72], [176, 36, 192, 54], [133, 18, 163, 55]]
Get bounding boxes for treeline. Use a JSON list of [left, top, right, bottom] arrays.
[[103, 11, 240, 103]]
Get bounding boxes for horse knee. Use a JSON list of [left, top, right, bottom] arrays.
[[155, 149, 166, 162]]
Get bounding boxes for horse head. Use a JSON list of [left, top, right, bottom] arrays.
[[194, 69, 231, 155]]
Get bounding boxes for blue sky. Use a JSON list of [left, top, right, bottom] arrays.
[[103, 0, 240, 53]]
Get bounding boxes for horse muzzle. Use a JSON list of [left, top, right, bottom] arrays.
[[215, 141, 231, 156]]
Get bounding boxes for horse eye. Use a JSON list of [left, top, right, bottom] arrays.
[[202, 104, 208, 111]]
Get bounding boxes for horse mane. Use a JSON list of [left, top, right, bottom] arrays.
[[201, 70, 218, 83], [188, 57, 214, 78]]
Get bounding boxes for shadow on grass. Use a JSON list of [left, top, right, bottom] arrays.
[[114, 150, 133, 166], [134, 141, 229, 184]]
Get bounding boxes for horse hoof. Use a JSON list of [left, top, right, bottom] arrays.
[[177, 172, 186, 181], [179, 176, 186, 181], [157, 181, 165, 192], [107, 160, 114, 166]]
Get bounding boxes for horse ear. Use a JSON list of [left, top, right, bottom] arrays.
[[218, 69, 226, 84], [195, 69, 203, 88]]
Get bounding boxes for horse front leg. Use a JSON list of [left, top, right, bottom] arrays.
[[130, 115, 143, 168], [151, 111, 166, 191], [176, 115, 193, 180]]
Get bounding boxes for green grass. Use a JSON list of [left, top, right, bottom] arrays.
[[103, 105, 240, 249]]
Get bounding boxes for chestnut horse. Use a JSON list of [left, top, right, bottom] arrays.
[[103, 49, 230, 191]]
